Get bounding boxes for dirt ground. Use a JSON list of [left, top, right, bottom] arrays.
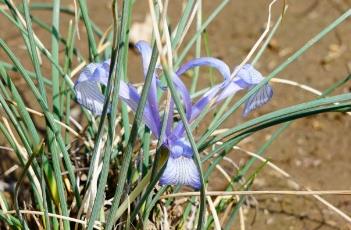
[[1, 0, 351, 229]]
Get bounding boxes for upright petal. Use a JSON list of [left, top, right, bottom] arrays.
[[171, 72, 192, 121], [165, 73, 192, 137], [135, 41, 161, 127], [159, 156, 201, 189]]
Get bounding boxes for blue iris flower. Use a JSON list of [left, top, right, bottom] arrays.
[[74, 41, 273, 189]]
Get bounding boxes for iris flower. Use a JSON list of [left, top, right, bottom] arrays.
[[75, 41, 273, 189]]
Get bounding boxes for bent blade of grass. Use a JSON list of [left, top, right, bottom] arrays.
[[209, 93, 351, 145], [198, 9, 351, 148], [51, 0, 61, 121], [226, 72, 351, 223], [204, 71, 351, 226]]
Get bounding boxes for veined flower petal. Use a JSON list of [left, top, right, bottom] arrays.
[[234, 64, 273, 116], [74, 61, 160, 136], [243, 84, 273, 117], [159, 156, 201, 189], [75, 64, 109, 115], [75, 79, 109, 115], [172, 64, 273, 138]]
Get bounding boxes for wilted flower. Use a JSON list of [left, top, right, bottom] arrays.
[[74, 41, 273, 189]]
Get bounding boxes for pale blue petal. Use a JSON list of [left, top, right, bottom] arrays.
[[159, 156, 201, 189], [243, 84, 273, 117], [235, 63, 264, 85], [169, 139, 193, 158], [74, 60, 160, 136], [176, 57, 231, 81], [167, 57, 231, 136], [75, 80, 109, 115], [75, 64, 110, 115]]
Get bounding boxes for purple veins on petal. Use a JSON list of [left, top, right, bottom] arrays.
[[75, 80, 109, 115], [74, 63, 110, 115], [243, 84, 273, 117], [74, 59, 161, 136], [160, 139, 201, 189], [159, 156, 201, 189], [234, 64, 273, 116]]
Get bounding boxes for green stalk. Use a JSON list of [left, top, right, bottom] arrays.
[[85, 0, 121, 228], [77, 0, 99, 61], [162, 68, 206, 230], [51, 0, 61, 121], [171, 0, 195, 48]]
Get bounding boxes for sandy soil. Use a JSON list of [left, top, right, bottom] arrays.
[[1, 0, 351, 229]]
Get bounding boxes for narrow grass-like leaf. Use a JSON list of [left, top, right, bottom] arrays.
[[198, 9, 351, 148], [162, 68, 206, 230]]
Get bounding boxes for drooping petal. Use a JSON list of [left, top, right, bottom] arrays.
[[192, 63, 273, 116], [75, 64, 110, 115], [159, 156, 201, 189], [243, 84, 273, 117], [172, 63, 273, 138], [74, 61, 160, 136], [135, 41, 161, 128], [234, 64, 273, 116], [75, 80, 109, 115]]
